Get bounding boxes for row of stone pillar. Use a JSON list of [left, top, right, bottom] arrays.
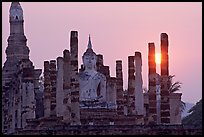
[[43, 31, 80, 125], [148, 33, 170, 124], [127, 52, 144, 116]]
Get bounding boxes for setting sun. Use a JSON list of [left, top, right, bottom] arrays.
[[155, 53, 161, 64]]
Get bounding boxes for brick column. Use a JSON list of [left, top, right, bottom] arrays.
[[135, 52, 144, 115], [160, 33, 170, 123], [106, 77, 117, 109], [148, 43, 157, 124], [96, 54, 103, 72], [70, 31, 80, 125], [49, 60, 57, 117], [116, 60, 124, 115], [63, 49, 71, 123], [56, 57, 64, 117], [128, 56, 135, 115], [43, 61, 51, 117], [169, 93, 182, 124], [102, 66, 110, 78]]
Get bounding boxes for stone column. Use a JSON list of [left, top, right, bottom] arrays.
[[70, 31, 80, 125], [169, 93, 182, 124], [56, 57, 64, 117], [33, 69, 43, 118], [96, 54, 103, 72], [160, 33, 170, 123], [135, 52, 144, 115], [49, 60, 57, 117], [102, 66, 110, 78], [106, 77, 117, 109], [148, 43, 157, 124], [116, 60, 124, 115], [128, 56, 135, 115], [43, 61, 51, 117], [63, 49, 71, 123], [22, 82, 35, 128]]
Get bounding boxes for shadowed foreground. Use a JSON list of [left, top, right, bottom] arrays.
[[13, 124, 201, 135]]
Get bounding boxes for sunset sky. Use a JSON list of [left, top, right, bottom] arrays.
[[2, 2, 202, 104]]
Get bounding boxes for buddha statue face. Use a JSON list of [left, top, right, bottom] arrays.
[[82, 52, 97, 70]]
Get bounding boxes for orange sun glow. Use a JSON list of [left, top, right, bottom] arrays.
[[155, 53, 161, 64]]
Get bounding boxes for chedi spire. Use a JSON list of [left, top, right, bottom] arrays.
[[83, 34, 96, 57], [88, 34, 92, 49], [9, 2, 23, 21]]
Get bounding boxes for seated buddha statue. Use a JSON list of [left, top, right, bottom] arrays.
[[79, 35, 107, 108]]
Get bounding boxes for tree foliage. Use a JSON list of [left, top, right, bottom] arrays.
[[168, 75, 185, 112], [182, 99, 202, 128]]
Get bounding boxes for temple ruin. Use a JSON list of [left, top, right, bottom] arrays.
[[2, 2, 200, 135]]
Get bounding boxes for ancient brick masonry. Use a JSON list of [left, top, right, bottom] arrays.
[[62, 50, 72, 123], [134, 52, 144, 115], [2, 2, 29, 133], [1, 2, 191, 135], [96, 54, 110, 78], [96, 54, 103, 72], [2, 3, 43, 134], [128, 56, 136, 115], [160, 33, 170, 123], [56, 57, 64, 117], [56, 50, 72, 122], [106, 77, 117, 108], [43, 60, 57, 117], [43, 61, 51, 117], [148, 43, 157, 124], [169, 93, 182, 124], [116, 60, 124, 115], [70, 31, 80, 125], [50, 60, 57, 116]]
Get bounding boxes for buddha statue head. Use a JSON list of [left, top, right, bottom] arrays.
[[82, 35, 97, 71]]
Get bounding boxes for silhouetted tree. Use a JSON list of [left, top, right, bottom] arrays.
[[168, 75, 185, 112]]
